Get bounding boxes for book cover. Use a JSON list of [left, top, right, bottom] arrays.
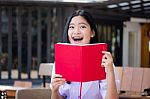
[[55, 43, 107, 82]]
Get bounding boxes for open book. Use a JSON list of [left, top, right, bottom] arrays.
[[55, 43, 107, 82]]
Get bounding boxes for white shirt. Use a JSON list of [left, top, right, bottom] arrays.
[[51, 64, 119, 99]]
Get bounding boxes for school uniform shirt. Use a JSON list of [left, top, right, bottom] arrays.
[[51, 64, 119, 99], [58, 81, 105, 99]]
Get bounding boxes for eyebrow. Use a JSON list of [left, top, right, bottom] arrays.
[[69, 22, 88, 26]]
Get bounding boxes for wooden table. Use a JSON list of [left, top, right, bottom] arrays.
[[0, 85, 25, 99], [119, 94, 150, 99]]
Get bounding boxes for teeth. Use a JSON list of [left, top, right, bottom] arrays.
[[72, 37, 83, 41]]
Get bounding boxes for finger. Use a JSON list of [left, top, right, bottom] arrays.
[[54, 83, 64, 88], [101, 59, 106, 63], [101, 63, 105, 67], [53, 80, 65, 85], [51, 80, 65, 90], [54, 74, 63, 78], [102, 51, 107, 54], [101, 60, 107, 67], [51, 78, 65, 86], [101, 59, 107, 67], [103, 51, 111, 57], [102, 54, 107, 59], [101, 58, 113, 67], [102, 53, 113, 63], [102, 52, 110, 59], [52, 77, 65, 83]]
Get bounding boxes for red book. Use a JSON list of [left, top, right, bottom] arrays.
[[55, 43, 107, 82]]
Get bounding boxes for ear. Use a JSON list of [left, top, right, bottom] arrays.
[[91, 30, 95, 37]]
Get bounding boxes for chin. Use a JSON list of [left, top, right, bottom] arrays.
[[71, 41, 82, 45]]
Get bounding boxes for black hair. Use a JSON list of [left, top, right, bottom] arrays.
[[62, 9, 98, 43]]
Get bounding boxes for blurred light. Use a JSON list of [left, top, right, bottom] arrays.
[[107, 4, 118, 8], [131, 17, 150, 23], [62, 0, 91, 3], [121, 6, 130, 10], [93, 0, 108, 2], [143, 3, 150, 6], [62, 0, 108, 3], [119, 2, 129, 6], [131, 8, 141, 12], [144, 7, 150, 10], [130, 0, 141, 4], [132, 5, 141, 8], [28, 0, 108, 3], [143, 0, 150, 2], [149, 41, 150, 52]]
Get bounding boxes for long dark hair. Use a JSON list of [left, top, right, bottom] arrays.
[[62, 9, 98, 43]]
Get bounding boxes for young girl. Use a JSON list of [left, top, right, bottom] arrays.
[[51, 9, 119, 99]]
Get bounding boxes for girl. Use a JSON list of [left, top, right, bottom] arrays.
[[51, 9, 119, 99]]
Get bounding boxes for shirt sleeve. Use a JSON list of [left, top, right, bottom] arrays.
[[59, 83, 70, 98]]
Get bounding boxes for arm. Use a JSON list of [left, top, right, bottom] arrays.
[[105, 68, 118, 99], [101, 51, 119, 99]]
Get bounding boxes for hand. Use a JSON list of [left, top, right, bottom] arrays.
[[101, 51, 114, 76], [51, 74, 65, 92]]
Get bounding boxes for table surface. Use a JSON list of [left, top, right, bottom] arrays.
[[0, 85, 26, 99], [0, 85, 25, 90], [119, 94, 150, 99]]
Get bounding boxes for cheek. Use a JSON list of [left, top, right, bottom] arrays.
[[83, 34, 91, 43], [68, 32, 72, 41], [67, 29, 70, 35], [84, 31, 91, 39]]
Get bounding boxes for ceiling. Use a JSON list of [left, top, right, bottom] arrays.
[[0, 0, 150, 20], [91, 0, 150, 19]]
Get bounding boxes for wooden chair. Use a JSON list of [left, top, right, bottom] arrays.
[[16, 88, 51, 99], [119, 66, 134, 95], [118, 66, 150, 98], [141, 68, 150, 92], [39, 63, 53, 87], [115, 66, 123, 92], [14, 80, 32, 88], [130, 67, 143, 93]]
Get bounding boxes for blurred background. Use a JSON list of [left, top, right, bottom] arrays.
[[0, 0, 149, 86]]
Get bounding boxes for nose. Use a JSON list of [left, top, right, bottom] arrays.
[[73, 27, 80, 34]]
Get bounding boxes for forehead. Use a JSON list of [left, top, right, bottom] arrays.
[[70, 16, 88, 24]]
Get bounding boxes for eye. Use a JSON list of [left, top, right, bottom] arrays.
[[80, 25, 86, 29], [69, 25, 74, 29]]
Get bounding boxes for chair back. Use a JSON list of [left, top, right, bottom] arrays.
[[39, 63, 53, 76], [16, 88, 51, 99], [115, 66, 123, 91], [39, 63, 53, 87], [14, 81, 32, 88]]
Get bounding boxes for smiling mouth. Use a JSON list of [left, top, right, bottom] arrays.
[[72, 37, 83, 41]]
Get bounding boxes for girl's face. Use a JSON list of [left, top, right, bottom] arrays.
[[68, 16, 95, 45]]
